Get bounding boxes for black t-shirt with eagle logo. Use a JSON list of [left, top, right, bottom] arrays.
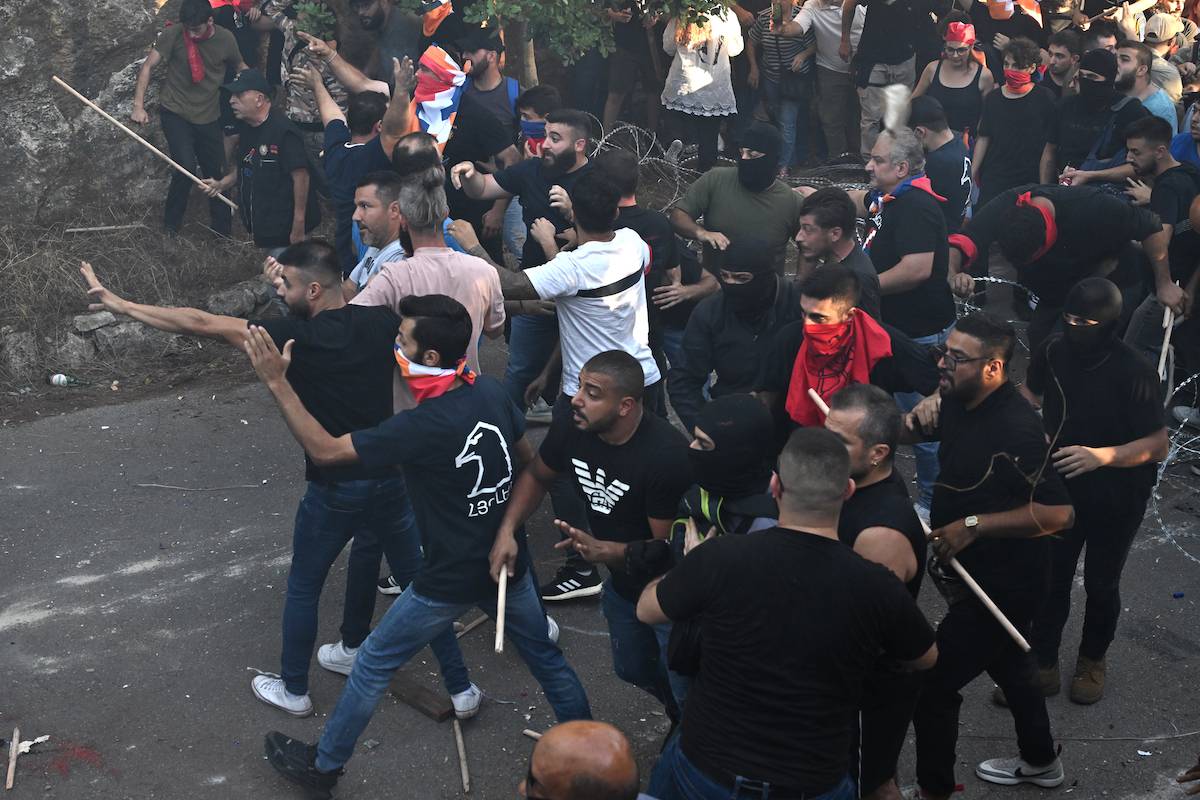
[[351, 375, 529, 604], [540, 410, 693, 601]]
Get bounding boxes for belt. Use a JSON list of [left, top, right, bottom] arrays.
[[702, 764, 816, 799]]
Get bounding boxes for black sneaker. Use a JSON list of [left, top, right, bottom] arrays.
[[540, 565, 602, 601], [264, 731, 341, 799], [377, 575, 405, 596]]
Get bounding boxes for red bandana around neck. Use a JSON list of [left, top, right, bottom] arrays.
[[1004, 69, 1035, 95], [395, 345, 476, 403], [183, 22, 215, 84], [784, 312, 893, 426], [1016, 191, 1057, 261]]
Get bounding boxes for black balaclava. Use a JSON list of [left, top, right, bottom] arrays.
[[1077, 48, 1119, 109], [688, 394, 776, 498], [1062, 277, 1123, 363], [718, 238, 778, 317], [737, 122, 783, 192]]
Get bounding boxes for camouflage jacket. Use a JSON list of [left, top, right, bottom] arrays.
[[263, 0, 348, 126]]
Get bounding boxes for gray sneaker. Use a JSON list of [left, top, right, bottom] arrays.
[[976, 755, 1064, 788], [452, 683, 483, 720]]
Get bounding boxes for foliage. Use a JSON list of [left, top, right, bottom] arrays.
[[395, 0, 730, 65], [294, 1, 337, 40]]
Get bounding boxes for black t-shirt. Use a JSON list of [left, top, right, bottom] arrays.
[[977, 87, 1057, 201], [255, 305, 401, 483], [865, 188, 956, 337], [494, 158, 595, 268], [616, 205, 680, 332], [929, 382, 1073, 612], [235, 110, 321, 247], [924, 137, 972, 234], [837, 469, 927, 597], [856, 0, 919, 64], [656, 529, 935, 793], [1027, 336, 1165, 505], [610, 0, 652, 53], [1048, 94, 1149, 171], [443, 94, 515, 228], [350, 376, 530, 603], [970, 5, 1047, 84], [1150, 162, 1200, 284], [539, 410, 692, 600], [962, 184, 1163, 306]]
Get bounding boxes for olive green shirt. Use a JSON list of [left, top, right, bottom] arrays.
[[154, 24, 242, 125]]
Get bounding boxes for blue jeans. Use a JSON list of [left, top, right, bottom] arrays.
[[314, 571, 591, 771], [503, 197, 526, 266], [760, 76, 811, 169], [895, 325, 951, 510], [600, 578, 688, 721], [503, 312, 561, 410], [651, 735, 857, 800]]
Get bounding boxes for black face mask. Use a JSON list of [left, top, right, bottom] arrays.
[[721, 273, 777, 316], [737, 155, 777, 192], [1077, 77, 1116, 109], [1062, 277, 1123, 364], [689, 394, 776, 498]]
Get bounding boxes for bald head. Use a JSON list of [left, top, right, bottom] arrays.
[[523, 722, 640, 800]]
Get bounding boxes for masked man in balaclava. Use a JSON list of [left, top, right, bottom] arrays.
[[1018, 278, 1168, 706], [669, 121, 805, 277], [668, 238, 803, 432]]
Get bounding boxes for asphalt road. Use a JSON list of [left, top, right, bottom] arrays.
[[2, 337, 1198, 799]]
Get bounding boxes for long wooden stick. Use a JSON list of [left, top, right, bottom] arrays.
[[1159, 298, 1176, 382], [808, 387, 1031, 652], [456, 614, 489, 639], [5, 726, 18, 791], [494, 569, 508, 654], [452, 719, 470, 793], [51, 76, 238, 211]]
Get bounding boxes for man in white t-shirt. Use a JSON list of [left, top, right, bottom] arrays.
[[345, 171, 408, 295], [480, 169, 662, 601]]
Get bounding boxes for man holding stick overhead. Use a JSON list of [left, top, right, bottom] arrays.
[[130, 0, 245, 236], [903, 312, 1075, 799], [243, 294, 589, 800]]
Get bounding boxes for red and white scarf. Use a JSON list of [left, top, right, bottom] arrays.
[[395, 345, 475, 403], [408, 46, 466, 154]]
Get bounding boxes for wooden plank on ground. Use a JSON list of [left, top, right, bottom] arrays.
[[388, 673, 454, 722]]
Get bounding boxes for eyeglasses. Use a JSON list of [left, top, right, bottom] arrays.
[[932, 344, 989, 368], [944, 45, 971, 55]]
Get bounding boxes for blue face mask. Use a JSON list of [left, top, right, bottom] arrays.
[[520, 119, 546, 140]]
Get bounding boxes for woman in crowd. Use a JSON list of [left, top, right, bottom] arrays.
[[662, 8, 745, 172], [913, 16, 994, 142]]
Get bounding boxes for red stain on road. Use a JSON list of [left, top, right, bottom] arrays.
[[48, 742, 104, 778]]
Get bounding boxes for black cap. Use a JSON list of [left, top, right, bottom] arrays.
[[455, 23, 503, 54], [908, 95, 949, 129], [222, 69, 273, 96]]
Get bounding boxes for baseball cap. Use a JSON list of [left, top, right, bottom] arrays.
[[222, 69, 273, 96], [455, 23, 504, 54], [1145, 13, 1184, 44]]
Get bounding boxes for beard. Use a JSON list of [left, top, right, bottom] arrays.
[[358, 10, 384, 30], [1115, 72, 1136, 92], [542, 147, 576, 177]]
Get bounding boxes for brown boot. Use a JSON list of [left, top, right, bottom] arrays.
[[992, 663, 1060, 707], [1070, 656, 1106, 704]]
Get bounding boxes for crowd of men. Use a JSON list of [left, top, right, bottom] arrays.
[[92, 0, 1200, 796]]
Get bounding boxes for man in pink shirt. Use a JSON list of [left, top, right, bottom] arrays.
[[352, 167, 505, 390]]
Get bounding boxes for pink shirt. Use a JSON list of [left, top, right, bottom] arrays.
[[351, 246, 506, 410]]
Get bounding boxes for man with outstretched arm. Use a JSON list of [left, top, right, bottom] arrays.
[[244, 294, 591, 800], [79, 242, 468, 720]]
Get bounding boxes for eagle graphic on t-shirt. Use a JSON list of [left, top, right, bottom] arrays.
[[571, 459, 630, 515], [455, 422, 514, 499]]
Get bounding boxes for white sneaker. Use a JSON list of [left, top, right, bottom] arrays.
[[976, 754, 1064, 788], [525, 397, 554, 425], [317, 641, 358, 676], [547, 614, 560, 644], [451, 683, 482, 720], [251, 675, 314, 717]]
